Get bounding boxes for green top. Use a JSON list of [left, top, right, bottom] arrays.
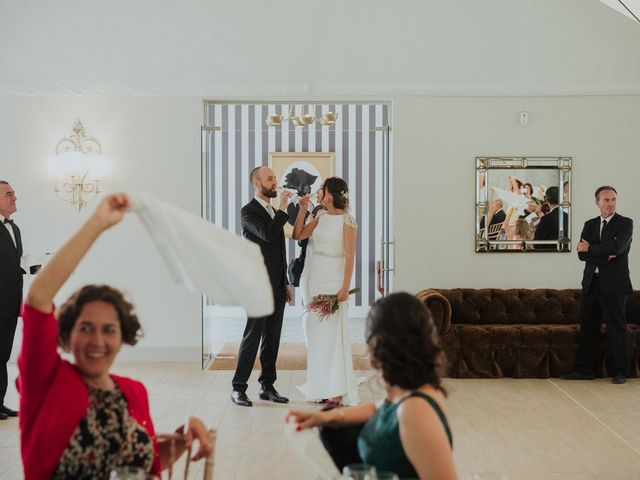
[[357, 391, 452, 479]]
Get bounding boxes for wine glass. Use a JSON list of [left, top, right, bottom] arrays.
[[471, 473, 509, 480], [342, 463, 378, 480], [376, 472, 399, 480], [109, 466, 146, 480]]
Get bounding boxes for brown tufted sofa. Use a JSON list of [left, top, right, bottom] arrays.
[[417, 288, 640, 378]]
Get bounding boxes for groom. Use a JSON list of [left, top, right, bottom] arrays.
[[231, 166, 293, 407]]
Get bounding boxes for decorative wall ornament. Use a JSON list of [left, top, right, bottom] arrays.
[[47, 119, 109, 211]]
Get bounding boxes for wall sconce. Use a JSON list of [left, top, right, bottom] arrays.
[[47, 119, 109, 211]]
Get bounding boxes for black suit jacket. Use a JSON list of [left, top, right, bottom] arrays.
[[479, 209, 506, 236], [578, 213, 633, 295], [489, 209, 506, 227], [241, 199, 289, 298], [0, 220, 24, 317], [534, 207, 569, 241]]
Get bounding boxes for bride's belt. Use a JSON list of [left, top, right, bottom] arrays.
[[313, 250, 344, 258]]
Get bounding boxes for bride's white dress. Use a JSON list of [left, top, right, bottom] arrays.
[[297, 212, 361, 405]]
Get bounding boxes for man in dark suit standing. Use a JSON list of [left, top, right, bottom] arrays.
[[563, 186, 633, 384], [231, 166, 293, 406], [533, 186, 569, 249], [0, 181, 22, 419]]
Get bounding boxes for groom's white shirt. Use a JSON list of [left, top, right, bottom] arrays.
[[254, 196, 275, 218]]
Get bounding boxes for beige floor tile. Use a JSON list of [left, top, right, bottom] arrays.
[[3, 363, 640, 478], [0, 447, 20, 474]]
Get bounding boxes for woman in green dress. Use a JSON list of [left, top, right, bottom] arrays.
[[287, 292, 456, 480]]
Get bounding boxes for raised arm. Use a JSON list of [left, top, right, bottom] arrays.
[[292, 196, 319, 241], [241, 191, 291, 243], [337, 217, 357, 302], [26, 194, 130, 313]]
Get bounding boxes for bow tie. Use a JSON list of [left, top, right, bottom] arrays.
[[3, 218, 13, 225]]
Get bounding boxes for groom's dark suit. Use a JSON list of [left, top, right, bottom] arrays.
[[574, 213, 633, 376], [232, 199, 289, 393], [0, 218, 24, 406]]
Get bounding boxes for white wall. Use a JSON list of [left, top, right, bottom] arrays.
[[3, 94, 640, 361], [393, 95, 640, 291], [1, 96, 204, 360]]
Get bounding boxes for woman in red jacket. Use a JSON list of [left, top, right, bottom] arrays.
[[18, 193, 212, 479]]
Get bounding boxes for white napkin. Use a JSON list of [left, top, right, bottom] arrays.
[[129, 191, 274, 318], [284, 419, 340, 480]]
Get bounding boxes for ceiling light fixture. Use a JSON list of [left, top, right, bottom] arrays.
[[265, 105, 339, 127]]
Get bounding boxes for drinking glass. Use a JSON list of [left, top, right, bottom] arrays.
[[376, 472, 399, 480], [109, 466, 146, 480], [342, 463, 378, 480], [471, 473, 509, 480]]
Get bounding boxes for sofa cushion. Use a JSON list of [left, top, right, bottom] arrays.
[[418, 288, 640, 378]]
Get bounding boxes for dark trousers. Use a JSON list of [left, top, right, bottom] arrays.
[[232, 293, 286, 393], [319, 424, 364, 471], [574, 276, 629, 376], [0, 316, 18, 405]]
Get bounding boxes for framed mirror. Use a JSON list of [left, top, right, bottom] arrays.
[[476, 156, 572, 252]]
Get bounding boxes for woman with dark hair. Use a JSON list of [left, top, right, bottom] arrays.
[[524, 183, 534, 199], [292, 177, 360, 407], [287, 293, 456, 479], [18, 194, 212, 479]]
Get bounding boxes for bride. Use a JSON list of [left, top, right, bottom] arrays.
[[292, 177, 360, 407]]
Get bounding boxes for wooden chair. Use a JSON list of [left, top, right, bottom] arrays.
[[158, 429, 216, 480], [487, 222, 503, 239]]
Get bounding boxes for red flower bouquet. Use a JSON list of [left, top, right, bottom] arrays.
[[306, 288, 360, 321]]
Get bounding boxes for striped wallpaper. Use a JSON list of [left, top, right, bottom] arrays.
[[205, 103, 389, 308]]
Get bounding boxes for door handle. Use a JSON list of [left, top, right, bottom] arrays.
[[376, 260, 385, 296]]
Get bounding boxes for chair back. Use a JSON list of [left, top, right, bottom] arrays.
[[158, 429, 216, 480]]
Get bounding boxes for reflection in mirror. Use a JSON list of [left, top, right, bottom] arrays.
[[476, 157, 572, 253]]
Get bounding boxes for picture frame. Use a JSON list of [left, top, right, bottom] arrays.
[[476, 156, 572, 252], [269, 152, 335, 237]]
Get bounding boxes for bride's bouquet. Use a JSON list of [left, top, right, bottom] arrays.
[[306, 288, 360, 321]]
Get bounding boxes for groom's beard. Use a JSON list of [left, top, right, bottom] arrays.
[[261, 185, 277, 198]]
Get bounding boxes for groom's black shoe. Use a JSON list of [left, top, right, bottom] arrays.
[[231, 391, 253, 407], [259, 386, 289, 404], [0, 406, 17, 417]]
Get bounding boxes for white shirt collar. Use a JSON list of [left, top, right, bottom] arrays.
[[254, 196, 272, 211], [600, 214, 614, 223]]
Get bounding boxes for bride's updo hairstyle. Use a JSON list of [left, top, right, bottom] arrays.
[[366, 292, 446, 393], [322, 177, 349, 210]]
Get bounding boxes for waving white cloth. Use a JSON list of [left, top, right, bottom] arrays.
[[490, 187, 529, 215], [129, 192, 273, 318]]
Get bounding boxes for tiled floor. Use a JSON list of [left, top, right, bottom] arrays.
[[1, 363, 640, 479]]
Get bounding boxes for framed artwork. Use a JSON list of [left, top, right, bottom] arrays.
[[476, 156, 572, 252], [269, 152, 335, 237]]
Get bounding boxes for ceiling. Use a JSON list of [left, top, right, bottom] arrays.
[[1, 0, 639, 96]]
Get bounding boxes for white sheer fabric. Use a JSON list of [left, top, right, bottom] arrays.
[[129, 191, 274, 318]]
